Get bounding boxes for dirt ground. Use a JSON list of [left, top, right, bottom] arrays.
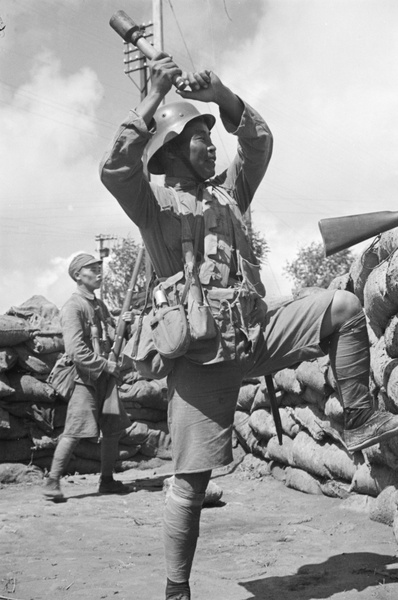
[[1, 450, 398, 600]]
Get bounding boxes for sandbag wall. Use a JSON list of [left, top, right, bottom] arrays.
[[233, 228, 398, 529], [0, 295, 171, 477]]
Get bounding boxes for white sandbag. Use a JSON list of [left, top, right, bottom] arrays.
[[362, 436, 398, 471], [376, 389, 398, 420], [234, 410, 268, 458], [274, 368, 303, 395], [323, 442, 357, 482], [320, 480, 351, 499], [371, 337, 398, 388], [364, 261, 397, 338], [323, 392, 344, 423], [290, 431, 330, 479], [279, 407, 300, 438], [289, 405, 327, 442], [0, 463, 43, 484], [328, 273, 352, 291], [285, 466, 323, 495], [384, 315, 398, 359], [295, 360, 328, 394], [236, 383, 259, 412], [386, 249, 398, 302], [266, 434, 293, 465], [378, 227, 398, 261], [350, 462, 398, 497], [251, 384, 283, 412], [369, 485, 398, 526], [350, 246, 379, 305], [385, 365, 398, 411], [249, 408, 276, 442]]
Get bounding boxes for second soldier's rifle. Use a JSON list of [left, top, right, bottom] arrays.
[[109, 243, 146, 364], [319, 210, 398, 257], [101, 245, 145, 432]]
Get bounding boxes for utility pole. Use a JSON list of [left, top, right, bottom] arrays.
[[95, 234, 115, 299], [95, 234, 115, 260], [121, 1, 167, 283], [152, 0, 164, 51]]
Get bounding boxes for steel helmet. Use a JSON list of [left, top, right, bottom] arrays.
[[146, 101, 216, 175]]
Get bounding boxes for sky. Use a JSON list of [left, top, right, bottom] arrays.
[[1, 0, 398, 313]]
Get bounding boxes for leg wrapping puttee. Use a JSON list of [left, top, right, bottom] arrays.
[[49, 435, 79, 480], [328, 311, 374, 428], [163, 481, 206, 584]]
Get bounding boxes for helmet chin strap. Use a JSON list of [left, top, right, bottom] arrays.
[[171, 143, 207, 183]]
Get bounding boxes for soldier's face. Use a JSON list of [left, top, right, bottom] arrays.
[[179, 118, 216, 180], [76, 263, 102, 291]]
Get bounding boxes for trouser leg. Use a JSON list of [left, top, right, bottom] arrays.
[[327, 311, 374, 429], [163, 471, 211, 598], [49, 435, 79, 480]]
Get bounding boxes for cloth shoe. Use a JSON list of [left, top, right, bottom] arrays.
[[43, 477, 64, 500], [98, 478, 131, 494], [344, 410, 398, 452], [165, 578, 190, 600]]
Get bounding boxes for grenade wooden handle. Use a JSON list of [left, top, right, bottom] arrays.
[[110, 10, 186, 91]]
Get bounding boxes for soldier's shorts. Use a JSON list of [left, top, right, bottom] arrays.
[[168, 289, 336, 474]]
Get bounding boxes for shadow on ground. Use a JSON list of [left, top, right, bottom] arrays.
[[239, 552, 398, 599]]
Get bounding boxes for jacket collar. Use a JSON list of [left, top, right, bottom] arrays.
[[74, 286, 96, 301], [165, 176, 208, 194]]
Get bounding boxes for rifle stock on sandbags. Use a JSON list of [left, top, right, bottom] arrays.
[[318, 211, 398, 257]]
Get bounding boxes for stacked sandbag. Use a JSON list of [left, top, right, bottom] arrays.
[[117, 372, 172, 464], [0, 302, 61, 465], [232, 235, 398, 535], [0, 296, 173, 477]]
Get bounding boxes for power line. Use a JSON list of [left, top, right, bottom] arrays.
[[166, 0, 196, 70]]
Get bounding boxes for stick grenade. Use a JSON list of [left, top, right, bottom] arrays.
[[265, 375, 283, 445], [109, 244, 145, 364], [109, 10, 186, 91]]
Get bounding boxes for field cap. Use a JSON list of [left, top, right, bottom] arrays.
[[68, 253, 102, 281]]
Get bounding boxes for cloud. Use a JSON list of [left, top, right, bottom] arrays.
[[209, 1, 398, 291], [0, 50, 124, 313]]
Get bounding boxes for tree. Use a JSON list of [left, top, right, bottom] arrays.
[[250, 228, 270, 265], [101, 237, 146, 312], [283, 241, 353, 292]]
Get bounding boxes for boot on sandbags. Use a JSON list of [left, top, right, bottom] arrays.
[[344, 410, 398, 452]]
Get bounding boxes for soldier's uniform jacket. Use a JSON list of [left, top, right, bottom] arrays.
[[100, 101, 273, 364], [61, 288, 114, 387]]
